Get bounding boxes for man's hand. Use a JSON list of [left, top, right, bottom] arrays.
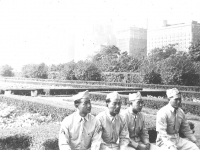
[[169, 145, 177, 150], [136, 143, 148, 150], [145, 143, 150, 150]]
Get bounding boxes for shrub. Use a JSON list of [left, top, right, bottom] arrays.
[[160, 53, 200, 86], [22, 63, 48, 79], [74, 61, 101, 81], [0, 65, 14, 77], [143, 70, 162, 84]]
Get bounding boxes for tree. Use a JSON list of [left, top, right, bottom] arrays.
[[74, 61, 101, 81], [160, 52, 199, 86], [92, 45, 121, 72], [117, 51, 141, 72], [149, 44, 177, 62], [22, 63, 48, 79], [140, 59, 162, 84], [189, 40, 200, 61], [60, 61, 77, 80], [0, 65, 14, 77]]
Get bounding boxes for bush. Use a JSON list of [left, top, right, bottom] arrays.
[[0, 65, 14, 77], [22, 63, 48, 79], [0, 134, 32, 150], [160, 53, 200, 86], [74, 61, 101, 81], [143, 70, 162, 84], [101, 72, 143, 83]]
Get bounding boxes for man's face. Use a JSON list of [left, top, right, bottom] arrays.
[[131, 99, 144, 113], [169, 96, 182, 109], [107, 98, 121, 116], [78, 98, 91, 115]]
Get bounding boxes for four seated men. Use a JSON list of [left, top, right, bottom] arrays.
[[59, 89, 199, 150]]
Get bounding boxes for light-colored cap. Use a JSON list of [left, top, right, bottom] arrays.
[[106, 91, 120, 101], [73, 90, 89, 101], [129, 92, 142, 101], [166, 88, 181, 99]]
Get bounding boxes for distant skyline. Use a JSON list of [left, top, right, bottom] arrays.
[[0, 0, 200, 71]]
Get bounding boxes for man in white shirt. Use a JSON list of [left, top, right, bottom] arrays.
[[121, 92, 152, 150], [156, 88, 199, 150], [96, 91, 130, 150], [59, 90, 102, 150]]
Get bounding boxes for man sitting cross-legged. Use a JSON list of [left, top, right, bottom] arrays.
[[59, 90, 102, 150], [96, 91, 130, 150]]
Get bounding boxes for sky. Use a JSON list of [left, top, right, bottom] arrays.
[[0, 0, 200, 71]]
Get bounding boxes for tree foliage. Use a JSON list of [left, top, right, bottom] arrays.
[[140, 59, 162, 84], [22, 63, 48, 79], [0, 65, 14, 77], [189, 40, 200, 61], [92, 45, 141, 72], [92, 45, 120, 72], [60, 61, 77, 80], [160, 52, 199, 85], [74, 61, 101, 81], [148, 44, 177, 62]]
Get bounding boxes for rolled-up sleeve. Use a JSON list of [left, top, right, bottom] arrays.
[[156, 110, 175, 148], [91, 119, 102, 150], [180, 114, 196, 143], [59, 122, 71, 150]]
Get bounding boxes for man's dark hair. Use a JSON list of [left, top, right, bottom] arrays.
[[74, 99, 81, 108], [105, 99, 110, 107]]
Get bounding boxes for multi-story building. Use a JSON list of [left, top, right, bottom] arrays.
[[117, 27, 147, 58], [147, 20, 200, 54]]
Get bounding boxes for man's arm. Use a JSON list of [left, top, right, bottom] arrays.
[[180, 112, 197, 143], [91, 119, 102, 150], [140, 115, 150, 145], [59, 122, 71, 150], [119, 119, 130, 150]]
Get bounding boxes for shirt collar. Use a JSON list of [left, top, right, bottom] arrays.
[[167, 103, 178, 113], [128, 107, 138, 118], [75, 110, 89, 122], [106, 109, 117, 122]]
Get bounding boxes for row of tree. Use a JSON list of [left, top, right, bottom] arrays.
[[1, 40, 200, 86]]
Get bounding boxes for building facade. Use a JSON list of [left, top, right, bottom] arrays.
[[147, 21, 200, 54], [117, 27, 147, 58]]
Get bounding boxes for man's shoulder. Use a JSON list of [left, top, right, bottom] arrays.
[[138, 112, 145, 118], [61, 112, 76, 125], [158, 105, 168, 112], [87, 113, 97, 122]]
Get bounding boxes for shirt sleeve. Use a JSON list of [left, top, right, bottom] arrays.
[[156, 109, 175, 148], [119, 118, 130, 149], [91, 119, 102, 150], [180, 113, 197, 143], [59, 121, 71, 150], [140, 115, 150, 144]]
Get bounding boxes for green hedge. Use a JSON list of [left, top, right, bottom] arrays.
[[90, 92, 200, 115]]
